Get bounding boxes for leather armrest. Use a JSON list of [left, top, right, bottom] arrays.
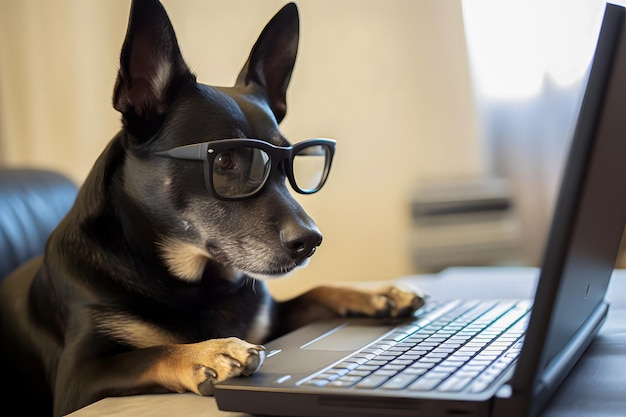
[[0, 168, 78, 280]]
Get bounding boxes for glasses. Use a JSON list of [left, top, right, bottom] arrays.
[[155, 138, 336, 200]]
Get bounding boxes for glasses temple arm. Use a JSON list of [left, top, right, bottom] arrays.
[[154, 143, 209, 160]]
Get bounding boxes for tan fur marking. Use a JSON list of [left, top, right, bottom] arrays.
[[94, 312, 177, 348], [138, 338, 265, 394], [302, 285, 425, 317], [159, 238, 210, 282]]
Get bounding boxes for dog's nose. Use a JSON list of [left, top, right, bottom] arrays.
[[281, 226, 323, 261]]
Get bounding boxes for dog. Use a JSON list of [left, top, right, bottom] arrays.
[[0, 1, 425, 416]]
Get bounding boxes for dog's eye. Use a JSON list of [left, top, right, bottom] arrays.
[[215, 153, 235, 170]]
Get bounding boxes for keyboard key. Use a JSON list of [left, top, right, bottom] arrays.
[[366, 360, 389, 367], [437, 376, 474, 392], [335, 361, 360, 370], [408, 377, 443, 391], [467, 359, 492, 367], [327, 368, 350, 377], [404, 337, 426, 344], [380, 364, 406, 371], [390, 359, 414, 366], [415, 342, 439, 347], [355, 375, 390, 389], [304, 379, 329, 387], [396, 342, 419, 348], [455, 370, 481, 378], [461, 365, 487, 373], [337, 375, 364, 383], [361, 348, 385, 355], [387, 346, 411, 354], [420, 357, 442, 364], [490, 341, 514, 347], [400, 354, 423, 361], [358, 365, 382, 372], [395, 325, 421, 334], [409, 362, 436, 370], [434, 365, 461, 373], [352, 353, 377, 361], [425, 336, 448, 342], [442, 359, 468, 368], [425, 352, 448, 359], [317, 373, 342, 381], [476, 354, 499, 361], [385, 332, 409, 342], [381, 373, 419, 390], [327, 379, 358, 388], [346, 370, 372, 377], [374, 369, 399, 377], [403, 367, 429, 376], [439, 342, 462, 349], [448, 355, 471, 362], [428, 370, 455, 379], [369, 343, 393, 351]]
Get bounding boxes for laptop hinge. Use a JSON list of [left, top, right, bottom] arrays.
[[491, 301, 608, 417]]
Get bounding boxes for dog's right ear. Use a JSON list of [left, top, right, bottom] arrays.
[[113, 0, 195, 140], [235, 3, 299, 124]]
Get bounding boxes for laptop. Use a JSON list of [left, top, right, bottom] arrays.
[[214, 3, 626, 416]]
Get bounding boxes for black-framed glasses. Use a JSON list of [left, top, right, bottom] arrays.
[[155, 138, 336, 200]]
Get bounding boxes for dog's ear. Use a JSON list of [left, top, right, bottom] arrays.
[[113, 0, 194, 139], [236, 3, 299, 124]]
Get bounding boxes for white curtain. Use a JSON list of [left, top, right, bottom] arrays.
[[462, 0, 607, 265]]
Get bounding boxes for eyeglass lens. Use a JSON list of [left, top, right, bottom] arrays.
[[211, 144, 330, 198], [212, 147, 271, 198], [293, 144, 329, 192]]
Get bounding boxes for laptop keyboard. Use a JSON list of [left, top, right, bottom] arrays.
[[301, 299, 530, 393]]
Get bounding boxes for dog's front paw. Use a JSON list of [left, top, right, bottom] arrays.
[[352, 286, 425, 318], [373, 286, 426, 318], [309, 285, 425, 319], [184, 337, 266, 396]]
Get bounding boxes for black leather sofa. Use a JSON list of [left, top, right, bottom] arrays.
[[0, 168, 78, 280]]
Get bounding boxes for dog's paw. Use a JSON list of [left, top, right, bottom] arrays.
[[184, 337, 266, 396], [311, 285, 425, 318], [356, 286, 426, 318]]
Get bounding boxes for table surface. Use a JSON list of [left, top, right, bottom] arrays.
[[67, 267, 626, 417]]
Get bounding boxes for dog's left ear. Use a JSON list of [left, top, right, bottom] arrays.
[[236, 3, 299, 123], [113, 0, 195, 139]]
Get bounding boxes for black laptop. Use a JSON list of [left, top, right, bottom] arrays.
[[214, 3, 626, 416]]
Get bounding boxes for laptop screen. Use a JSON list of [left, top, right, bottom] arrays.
[[512, 1, 626, 400]]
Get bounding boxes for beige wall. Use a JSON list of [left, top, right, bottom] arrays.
[[0, 0, 483, 298]]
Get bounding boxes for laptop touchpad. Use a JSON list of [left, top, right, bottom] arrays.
[[301, 323, 394, 351], [260, 322, 395, 374]]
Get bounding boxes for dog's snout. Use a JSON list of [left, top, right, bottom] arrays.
[[281, 227, 322, 260]]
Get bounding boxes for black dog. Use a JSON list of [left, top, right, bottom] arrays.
[[0, 1, 424, 416]]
